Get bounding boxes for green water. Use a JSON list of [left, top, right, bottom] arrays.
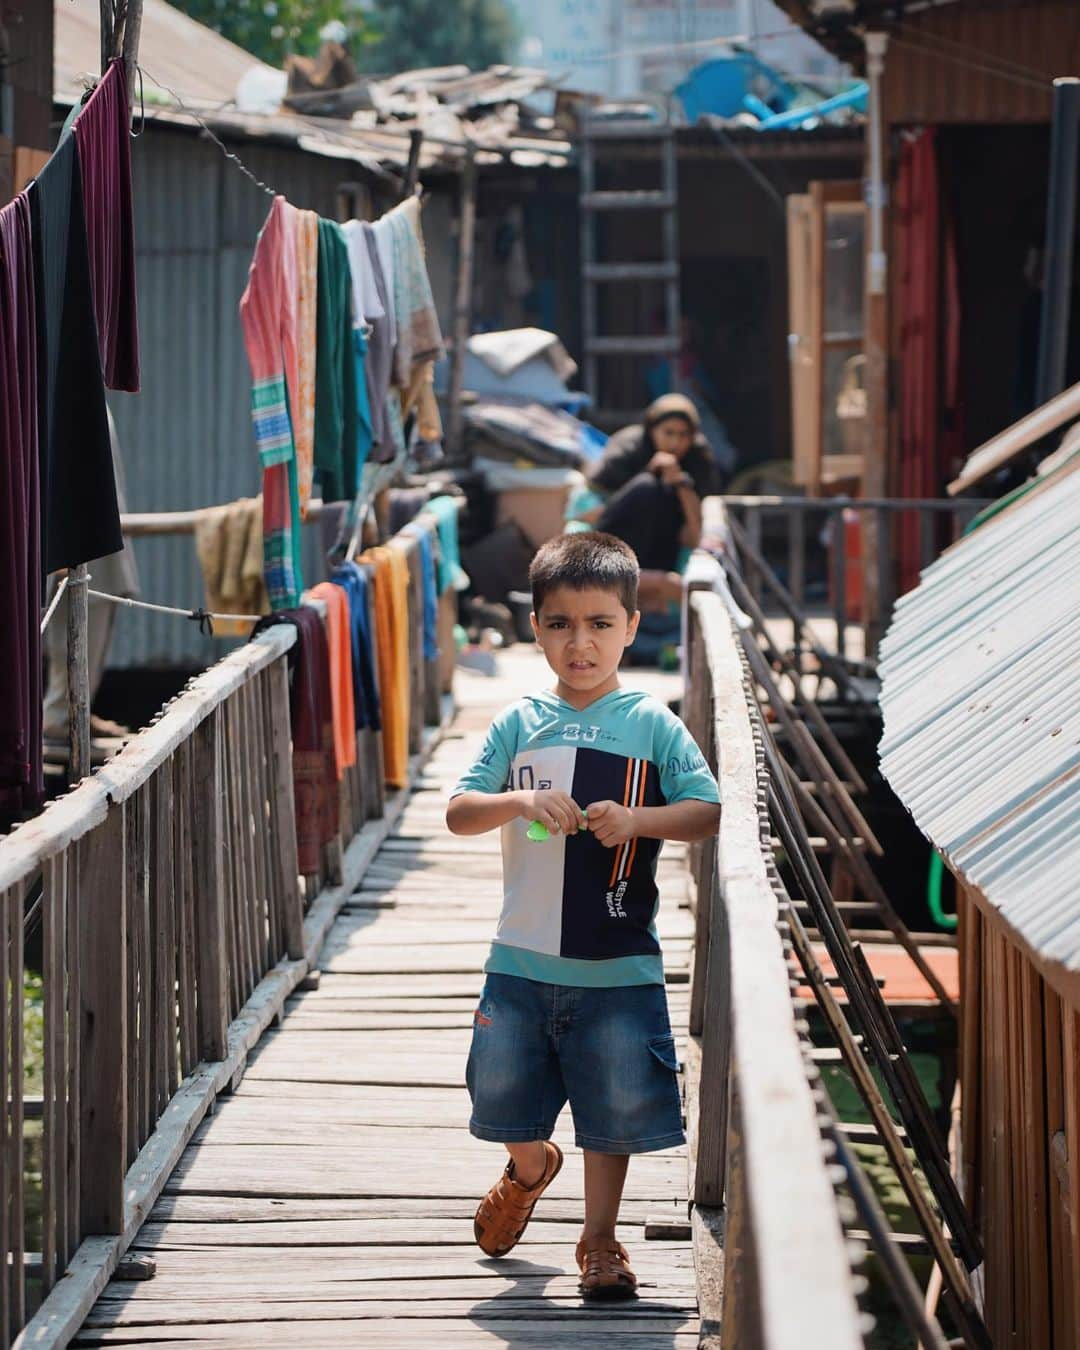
[[821, 1037, 956, 1349]]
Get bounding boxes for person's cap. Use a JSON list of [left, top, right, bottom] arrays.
[[644, 393, 700, 433]]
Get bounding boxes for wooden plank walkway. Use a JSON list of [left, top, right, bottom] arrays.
[[73, 648, 699, 1347]]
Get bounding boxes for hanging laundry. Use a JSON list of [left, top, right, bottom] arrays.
[[294, 209, 319, 518], [425, 494, 468, 593], [357, 224, 394, 458], [386, 196, 444, 385], [401, 521, 439, 662], [330, 562, 381, 732], [341, 219, 385, 324], [252, 607, 336, 876], [374, 198, 444, 445], [314, 218, 359, 503], [0, 191, 43, 829], [307, 582, 357, 778], [194, 496, 268, 634], [239, 195, 303, 609], [354, 325, 374, 478], [29, 134, 122, 575], [370, 213, 399, 351], [71, 58, 139, 392], [338, 221, 378, 476], [359, 543, 411, 788]]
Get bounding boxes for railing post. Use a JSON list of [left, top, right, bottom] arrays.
[[267, 659, 304, 961], [694, 872, 732, 1208], [77, 807, 127, 1236], [3, 883, 27, 1336], [192, 709, 228, 1062], [787, 504, 805, 611], [746, 506, 763, 607], [830, 504, 847, 660], [876, 505, 893, 633], [719, 1083, 748, 1343]]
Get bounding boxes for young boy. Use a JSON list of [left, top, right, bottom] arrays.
[[446, 532, 721, 1300]]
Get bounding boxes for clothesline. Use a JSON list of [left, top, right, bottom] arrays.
[[89, 587, 263, 634]]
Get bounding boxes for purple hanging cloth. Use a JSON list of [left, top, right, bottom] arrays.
[[0, 193, 43, 828], [72, 57, 140, 392]]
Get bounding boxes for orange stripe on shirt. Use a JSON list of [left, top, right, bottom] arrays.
[[625, 759, 648, 876], [609, 756, 636, 887]]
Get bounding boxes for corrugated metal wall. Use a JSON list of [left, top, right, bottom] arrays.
[[107, 125, 455, 668], [882, 1, 1068, 126]]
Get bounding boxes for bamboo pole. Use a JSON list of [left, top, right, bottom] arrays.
[[446, 140, 477, 459], [66, 2, 145, 781], [862, 30, 889, 656], [402, 129, 423, 200], [119, 0, 144, 101], [66, 566, 91, 785]]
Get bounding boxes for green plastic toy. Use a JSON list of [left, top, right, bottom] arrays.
[[527, 814, 589, 842]]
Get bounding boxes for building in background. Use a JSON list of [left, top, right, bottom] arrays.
[[0, 0, 54, 198], [503, 0, 844, 101]]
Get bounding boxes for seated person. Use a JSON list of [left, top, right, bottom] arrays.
[[566, 394, 720, 612]]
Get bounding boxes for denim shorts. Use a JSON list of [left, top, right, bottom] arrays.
[[466, 972, 685, 1155]]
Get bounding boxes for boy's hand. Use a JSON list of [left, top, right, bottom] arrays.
[[517, 789, 585, 836], [586, 800, 636, 848]]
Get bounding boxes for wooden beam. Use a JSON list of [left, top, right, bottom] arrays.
[[948, 380, 1080, 496]]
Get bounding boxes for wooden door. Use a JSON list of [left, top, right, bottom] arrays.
[[787, 181, 866, 494]]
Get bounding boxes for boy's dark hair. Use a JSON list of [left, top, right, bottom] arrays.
[[529, 532, 639, 617]]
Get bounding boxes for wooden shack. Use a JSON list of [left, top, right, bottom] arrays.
[[878, 455, 1080, 1346]]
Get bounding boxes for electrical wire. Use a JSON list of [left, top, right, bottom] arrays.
[[703, 120, 786, 215], [886, 31, 1055, 93], [891, 14, 1073, 86]]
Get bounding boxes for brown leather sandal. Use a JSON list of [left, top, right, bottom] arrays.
[[473, 1141, 563, 1258], [576, 1235, 639, 1300]]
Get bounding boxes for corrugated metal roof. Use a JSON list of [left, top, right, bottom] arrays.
[[55, 0, 268, 109], [878, 461, 1080, 969], [55, 1, 572, 173]]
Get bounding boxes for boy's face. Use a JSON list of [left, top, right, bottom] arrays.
[[530, 585, 640, 708]]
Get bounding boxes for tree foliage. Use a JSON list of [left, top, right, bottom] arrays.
[[362, 0, 517, 74], [169, 0, 517, 73], [168, 0, 373, 67]]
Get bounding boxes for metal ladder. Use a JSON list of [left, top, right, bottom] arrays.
[[580, 114, 681, 427]]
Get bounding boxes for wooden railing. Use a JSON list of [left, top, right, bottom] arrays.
[[683, 590, 864, 1346], [1, 512, 455, 1349], [0, 627, 299, 1344], [720, 494, 991, 659]]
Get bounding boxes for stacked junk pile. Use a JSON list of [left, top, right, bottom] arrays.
[[435, 328, 608, 656]]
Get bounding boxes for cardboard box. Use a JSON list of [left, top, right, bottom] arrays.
[[495, 486, 571, 551]]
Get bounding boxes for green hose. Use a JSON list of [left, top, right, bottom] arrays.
[[927, 850, 958, 931]]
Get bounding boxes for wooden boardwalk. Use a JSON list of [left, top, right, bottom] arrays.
[[73, 649, 699, 1347]]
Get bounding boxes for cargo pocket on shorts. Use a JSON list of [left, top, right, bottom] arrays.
[[647, 1034, 681, 1074]]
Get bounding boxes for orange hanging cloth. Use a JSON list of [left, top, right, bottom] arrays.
[[308, 582, 357, 778], [360, 544, 411, 788]]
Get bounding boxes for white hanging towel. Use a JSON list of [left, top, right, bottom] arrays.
[[341, 219, 385, 326]]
